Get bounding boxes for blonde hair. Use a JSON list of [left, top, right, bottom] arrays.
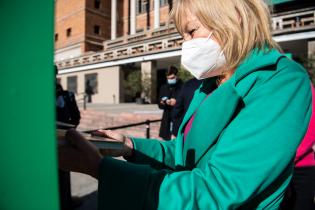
[[170, 0, 279, 71]]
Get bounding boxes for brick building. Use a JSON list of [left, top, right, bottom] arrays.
[[54, 0, 111, 60], [55, 0, 315, 104]]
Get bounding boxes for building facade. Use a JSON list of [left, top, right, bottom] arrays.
[[55, 0, 315, 104], [54, 0, 112, 60]]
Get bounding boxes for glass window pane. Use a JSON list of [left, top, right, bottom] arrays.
[[85, 73, 98, 94], [67, 76, 77, 93]]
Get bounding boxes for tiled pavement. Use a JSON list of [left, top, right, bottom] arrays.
[[77, 103, 163, 139]]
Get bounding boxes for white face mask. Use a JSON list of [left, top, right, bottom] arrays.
[[181, 32, 226, 80]]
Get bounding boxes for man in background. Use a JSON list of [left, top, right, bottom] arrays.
[[172, 78, 202, 137], [158, 66, 183, 140]]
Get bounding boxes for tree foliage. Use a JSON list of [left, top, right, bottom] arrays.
[[177, 65, 193, 82], [301, 54, 315, 85], [123, 70, 141, 99]]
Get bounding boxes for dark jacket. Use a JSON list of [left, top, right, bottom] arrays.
[[56, 90, 81, 127], [172, 78, 202, 136], [158, 80, 183, 139]]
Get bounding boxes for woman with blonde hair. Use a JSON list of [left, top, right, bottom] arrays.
[[59, 0, 314, 209]]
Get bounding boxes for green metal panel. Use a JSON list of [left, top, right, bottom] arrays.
[[271, 0, 295, 4], [0, 1, 59, 210]]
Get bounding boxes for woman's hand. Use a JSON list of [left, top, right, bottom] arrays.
[[92, 130, 134, 158], [58, 129, 102, 179]]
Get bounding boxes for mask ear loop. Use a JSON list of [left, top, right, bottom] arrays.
[[207, 31, 214, 40]]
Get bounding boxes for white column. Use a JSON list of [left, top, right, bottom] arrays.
[[111, 0, 117, 40], [130, 0, 136, 35], [308, 40, 315, 59], [154, 0, 160, 29], [141, 61, 157, 103]]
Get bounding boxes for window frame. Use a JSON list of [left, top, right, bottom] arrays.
[[85, 73, 98, 94], [67, 76, 78, 94], [94, 25, 101, 35], [136, 0, 148, 15], [160, 0, 168, 7], [66, 28, 72, 37], [94, 0, 101, 9]]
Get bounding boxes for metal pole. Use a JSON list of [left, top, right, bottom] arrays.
[[146, 120, 150, 138], [83, 94, 87, 110]]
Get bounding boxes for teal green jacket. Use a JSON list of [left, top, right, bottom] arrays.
[[98, 49, 312, 210]]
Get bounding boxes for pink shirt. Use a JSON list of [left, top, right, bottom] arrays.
[[183, 94, 212, 142], [183, 114, 195, 142], [294, 84, 315, 167]]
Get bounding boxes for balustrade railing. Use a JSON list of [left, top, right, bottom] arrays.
[[272, 8, 315, 34]]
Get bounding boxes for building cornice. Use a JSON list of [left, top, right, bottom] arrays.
[[274, 30, 315, 42], [86, 34, 107, 41], [86, 8, 111, 19], [55, 43, 82, 53], [58, 49, 182, 74]]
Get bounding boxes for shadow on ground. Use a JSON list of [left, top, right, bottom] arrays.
[[74, 191, 98, 210]]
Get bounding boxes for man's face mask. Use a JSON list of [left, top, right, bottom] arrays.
[[167, 78, 177, 85]]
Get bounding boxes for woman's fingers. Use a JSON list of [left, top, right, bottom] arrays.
[[97, 130, 125, 142], [63, 129, 130, 158], [91, 130, 106, 137], [66, 129, 99, 154]]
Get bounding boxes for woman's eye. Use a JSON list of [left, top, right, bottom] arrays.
[[189, 29, 196, 36]]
